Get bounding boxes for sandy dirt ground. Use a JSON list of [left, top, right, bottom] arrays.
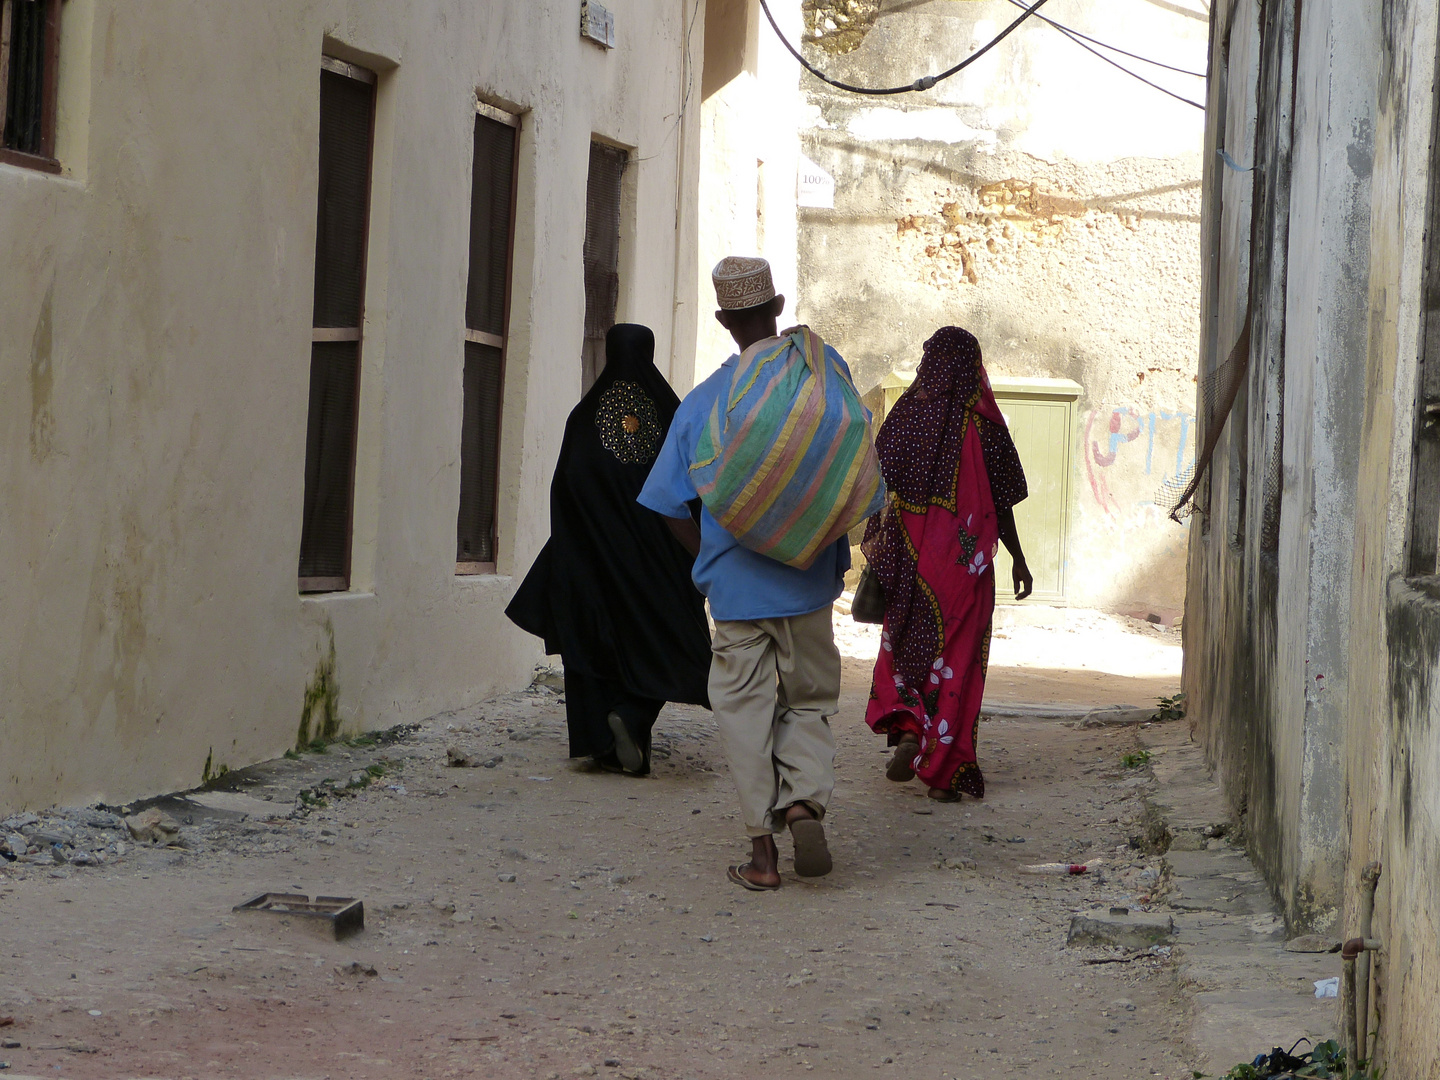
[[838, 605, 1184, 710], [1, 611, 1188, 1080]]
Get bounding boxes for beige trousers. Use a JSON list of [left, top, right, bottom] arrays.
[[708, 605, 841, 837]]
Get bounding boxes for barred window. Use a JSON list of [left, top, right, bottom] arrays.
[[1408, 40, 1440, 576], [0, 0, 62, 173], [580, 141, 627, 393], [456, 102, 520, 572], [298, 58, 376, 592]]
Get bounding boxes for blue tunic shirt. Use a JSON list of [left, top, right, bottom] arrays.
[[638, 347, 852, 622]]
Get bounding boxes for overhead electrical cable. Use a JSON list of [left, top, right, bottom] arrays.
[[1011, 3, 1206, 77], [758, 0, 1055, 96], [1006, 0, 1205, 109]]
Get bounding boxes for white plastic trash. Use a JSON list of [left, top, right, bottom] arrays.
[[1314, 977, 1340, 999]]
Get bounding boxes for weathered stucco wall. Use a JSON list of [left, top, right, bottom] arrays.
[[1349, 2, 1440, 1074], [695, 0, 803, 380], [0, 0, 703, 810], [1185, 0, 1373, 939], [1187, 0, 1440, 1072], [795, 0, 1208, 619]]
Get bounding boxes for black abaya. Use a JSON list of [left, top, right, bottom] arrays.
[[505, 324, 711, 766]]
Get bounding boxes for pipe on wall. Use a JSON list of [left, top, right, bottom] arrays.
[[1355, 861, 1382, 1064]]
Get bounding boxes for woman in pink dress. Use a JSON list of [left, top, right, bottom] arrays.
[[862, 327, 1033, 801]]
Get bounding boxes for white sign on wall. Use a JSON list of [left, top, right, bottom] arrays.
[[580, 0, 616, 48], [797, 155, 835, 209]]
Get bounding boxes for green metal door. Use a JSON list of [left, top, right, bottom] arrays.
[[989, 378, 1078, 604]]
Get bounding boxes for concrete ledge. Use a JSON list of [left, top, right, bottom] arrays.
[[1138, 725, 1341, 1072], [1067, 908, 1175, 948]]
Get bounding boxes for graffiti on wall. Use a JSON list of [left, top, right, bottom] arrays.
[[1084, 407, 1194, 517]]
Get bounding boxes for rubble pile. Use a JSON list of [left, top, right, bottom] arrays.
[[0, 807, 131, 867]]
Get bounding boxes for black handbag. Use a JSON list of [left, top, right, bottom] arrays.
[[851, 566, 885, 624]]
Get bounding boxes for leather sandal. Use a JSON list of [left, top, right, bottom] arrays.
[[886, 738, 920, 782]]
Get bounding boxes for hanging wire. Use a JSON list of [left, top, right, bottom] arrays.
[[1013, 3, 1206, 77], [1005, 0, 1205, 109], [758, 0, 1055, 96], [634, 0, 704, 162]]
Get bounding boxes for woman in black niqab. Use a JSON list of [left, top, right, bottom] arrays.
[[506, 324, 711, 775]]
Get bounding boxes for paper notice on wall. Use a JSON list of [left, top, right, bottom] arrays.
[[797, 155, 836, 209]]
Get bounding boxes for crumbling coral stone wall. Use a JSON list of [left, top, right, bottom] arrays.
[[799, 139, 1201, 617], [792, 0, 1207, 618], [802, 0, 883, 55]]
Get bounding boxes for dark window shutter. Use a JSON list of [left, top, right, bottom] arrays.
[[2, 0, 51, 155], [300, 65, 374, 590], [581, 142, 627, 391], [456, 110, 518, 566], [312, 70, 373, 328], [458, 342, 505, 562], [299, 342, 361, 582], [466, 115, 517, 337]]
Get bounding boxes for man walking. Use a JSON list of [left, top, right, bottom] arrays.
[[639, 256, 879, 890]]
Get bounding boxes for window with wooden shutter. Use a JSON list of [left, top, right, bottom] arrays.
[[1409, 76, 1440, 574], [456, 102, 520, 572], [0, 0, 62, 173], [581, 141, 627, 393], [299, 58, 375, 592]]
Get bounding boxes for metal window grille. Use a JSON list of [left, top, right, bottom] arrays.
[[456, 106, 519, 568], [299, 342, 362, 582], [1259, 368, 1284, 554], [299, 63, 376, 592], [581, 141, 627, 392], [0, 0, 61, 169], [1407, 25, 1440, 576], [311, 69, 374, 329], [458, 341, 506, 564]]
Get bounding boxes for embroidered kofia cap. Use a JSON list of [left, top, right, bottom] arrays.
[[712, 256, 776, 311]]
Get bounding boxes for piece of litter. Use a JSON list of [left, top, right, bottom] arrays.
[[1314, 977, 1340, 998], [232, 893, 365, 939], [1019, 859, 1104, 876], [87, 1010, 102, 1017], [527, 776, 553, 782], [498, 873, 517, 883]]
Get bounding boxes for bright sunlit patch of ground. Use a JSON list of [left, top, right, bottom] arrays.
[[833, 601, 1182, 680]]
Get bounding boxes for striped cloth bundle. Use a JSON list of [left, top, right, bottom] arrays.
[[689, 325, 886, 569]]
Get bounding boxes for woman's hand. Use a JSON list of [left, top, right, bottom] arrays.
[[1012, 556, 1034, 601]]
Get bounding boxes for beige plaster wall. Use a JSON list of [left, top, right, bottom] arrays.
[[695, 0, 803, 381], [0, 0, 702, 810], [795, 0, 1208, 619], [1185, 0, 1440, 1069], [1347, 1, 1440, 1073]]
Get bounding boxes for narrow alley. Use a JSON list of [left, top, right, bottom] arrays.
[[8, 1, 1438, 1076], [0, 614, 1253, 1080]]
